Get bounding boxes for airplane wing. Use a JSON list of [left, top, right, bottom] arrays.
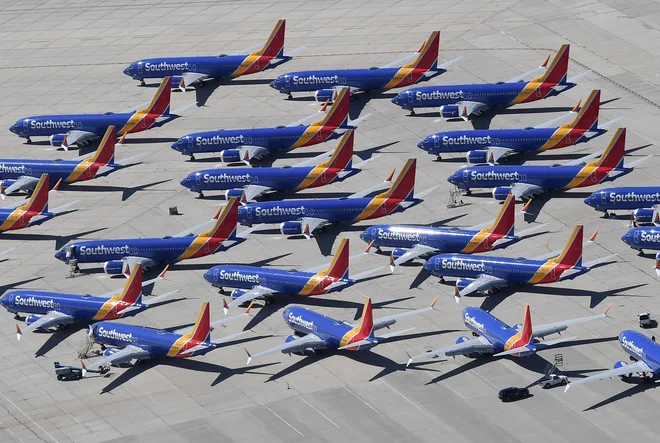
[[455, 274, 508, 301], [623, 155, 652, 170], [62, 130, 98, 150], [436, 56, 463, 71], [584, 116, 624, 139], [117, 256, 158, 276], [178, 72, 210, 91], [242, 185, 273, 202], [391, 244, 439, 268], [563, 152, 602, 166], [407, 336, 495, 366], [15, 311, 75, 339], [510, 182, 544, 200], [565, 360, 652, 391], [229, 42, 264, 56], [233, 145, 271, 164], [292, 149, 335, 167], [485, 146, 516, 164], [83, 345, 152, 374], [349, 169, 395, 199], [297, 217, 331, 239], [96, 266, 170, 299], [506, 57, 549, 83], [246, 333, 328, 364], [533, 105, 581, 129], [287, 106, 329, 127], [371, 297, 438, 330], [559, 254, 617, 280], [118, 101, 150, 114], [455, 101, 490, 120], [379, 51, 421, 69], [27, 200, 79, 225], [224, 285, 278, 314], [1, 175, 40, 197]]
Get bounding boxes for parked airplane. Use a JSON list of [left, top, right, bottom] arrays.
[[205, 238, 386, 314], [54, 197, 252, 274], [0, 174, 77, 232], [2, 264, 173, 339], [124, 20, 296, 91], [0, 126, 142, 197], [179, 129, 372, 199], [269, 31, 457, 100], [9, 77, 186, 148], [246, 296, 437, 364], [565, 330, 660, 391], [360, 193, 543, 269], [77, 301, 253, 376], [407, 304, 610, 365], [391, 44, 587, 118], [170, 87, 367, 162], [621, 226, 660, 256], [584, 187, 660, 221], [447, 128, 650, 202], [423, 225, 615, 301], [417, 89, 622, 163], [237, 158, 437, 238]]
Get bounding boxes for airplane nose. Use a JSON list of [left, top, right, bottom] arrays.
[[391, 96, 400, 105], [171, 142, 181, 151], [180, 177, 191, 188], [621, 232, 631, 243], [447, 175, 456, 184], [269, 80, 279, 90], [54, 250, 65, 261], [9, 124, 16, 134], [203, 270, 213, 282]]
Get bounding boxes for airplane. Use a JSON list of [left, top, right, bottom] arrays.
[[407, 303, 610, 366], [123, 20, 297, 91], [204, 238, 386, 314], [76, 301, 253, 376], [2, 264, 174, 339], [620, 226, 660, 257], [9, 77, 187, 148], [170, 87, 368, 162], [359, 193, 544, 269], [391, 44, 588, 118], [0, 126, 142, 197], [54, 197, 253, 275], [584, 187, 660, 222], [0, 174, 78, 232], [423, 225, 616, 301], [417, 89, 623, 163], [269, 31, 458, 101], [237, 158, 438, 238], [246, 296, 438, 364], [179, 129, 373, 200], [447, 128, 650, 202], [565, 330, 660, 391]]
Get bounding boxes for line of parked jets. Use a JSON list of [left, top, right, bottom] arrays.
[[2, 20, 657, 397]]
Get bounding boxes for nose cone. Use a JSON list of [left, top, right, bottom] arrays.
[[171, 141, 182, 151], [9, 122, 18, 134], [417, 139, 428, 150], [269, 79, 280, 90], [180, 176, 193, 189], [0, 291, 7, 306], [54, 249, 65, 262], [123, 66, 130, 76], [583, 194, 595, 207], [391, 95, 401, 106], [621, 231, 632, 244], [447, 174, 456, 184], [203, 269, 213, 283]]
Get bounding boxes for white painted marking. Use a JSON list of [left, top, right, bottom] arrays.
[[0, 391, 59, 443], [263, 404, 304, 436], [380, 379, 422, 410], [343, 386, 384, 417], [298, 397, 339, 428]]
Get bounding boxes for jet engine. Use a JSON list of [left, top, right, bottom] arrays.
[[492, 186, 513, 201], [439, 105, 459, 119], [466, 150, 488, 165]]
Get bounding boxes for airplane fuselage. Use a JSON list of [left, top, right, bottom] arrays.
[[618, 330, 660, 372], [621, 227, 660, 251], [9, 113, 156, 139], [0, 159, 116, 183], [585, 187, 660, 212], [462, 306, 526, 355]]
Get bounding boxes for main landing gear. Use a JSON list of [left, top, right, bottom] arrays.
[[409, 109, 416, 116], [140, 79, 146, 86], [438, 276, 445, 283], [638, 249, 645, 256], [25, 137, 32, 144], [287, 93, 293, 100], [197, 191, 204, 199], [189, 154, 196, 161]]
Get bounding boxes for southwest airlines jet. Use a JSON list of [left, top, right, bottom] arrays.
[[9, 77, 185, 148], [170, 87, 367, 162], [0, 126, 142, 197], [246, 297, 437, 364], [205, 238, 386, 314], [448, 128, 650, 202], [3, 264, 173, 339], [360, 193, 543, 268], [566, 330, 660, 391], [269, 31, 458, 101], [391, 44, 587, 118], [417, 89, 622, 163], [124, 20, 296, 91], [54, 198, 253, 274], [407, 304, 609, 366], [424, 225, 615, 301], [237, 158, 438, 238], [0, 174, 77, 233], [584, 187, 660, 222], [179, 129, 372, 200]]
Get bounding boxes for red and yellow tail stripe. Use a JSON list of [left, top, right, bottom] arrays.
[[92, 264, 143, 321], [295, 130, 354, 190], [118, 77, 172, 135], [177, 198, 239, 261], [231, 19, 286, 77], [354, 158, 416, 221], [563, 128, 626, 190], [537, 90, 600, 152], [528, 225, 583, 284], [66, 126, 116, 182], [383, 31, 440, 90], [339, 298, 374, 349], [503, 305, 532, 351], [167, 302, 211, 357], [299, 238, 350, 296], [0, 174, 50, 232], [510, 45, 570, 105]]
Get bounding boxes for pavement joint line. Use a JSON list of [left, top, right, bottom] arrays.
[[342, 385, 384, 417], [439, 380, 467, 400], [380, 378, 422, 410], [0, 391, 59, 443], [298, 396, 340, 428], [262, 403, 304, 436]]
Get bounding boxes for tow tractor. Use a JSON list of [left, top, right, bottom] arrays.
[[54, 362, 83, 381]]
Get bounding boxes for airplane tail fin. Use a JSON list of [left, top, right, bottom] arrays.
[[201, 197, 240, 239], [189, 302, 212, 343], [324, 238, 350, 280], [404, 31, 440, 71], [489, 192, 515, 237], [376, 158, 416, 202], [319, 129, 354, 170], [255, 19, 286, 58], [565, 90, 600, 131], [532, 44, 570, 85], [21, 174, 49, 214], [356, 297, 375, 339], [518, 305, 533, 346], [313, 87, 350, 129], [118, 264, 143, 305], [592, 127, 626, 170], [554, 225, 583, 267], [88, 126, 116, 166], [138, 77, 172, 116]]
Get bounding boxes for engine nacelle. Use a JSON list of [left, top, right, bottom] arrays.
[[25, 314, 43, 326], [455, 336, 471, 345], [49, 134, 67, 147], [391, 248, 408, 262], [103, 348, 119, 358], [314, 89, 335, 103], [613, 360, 632, 377], [171, 76, 183, 89], [219, 149, 241, 163], [280, 221, 304, 236], [466, 150, 489, 165], [492, 186, 513, 201], [103, 260, 126, 275], [0, 179, 16, 193], [439, 105, 459, 119], [285, 335, 297, 343], [634, 208, 653, 224], [456, 278, 473, 292], [230, 289, 250, 300], [225, 188, 245, 200]]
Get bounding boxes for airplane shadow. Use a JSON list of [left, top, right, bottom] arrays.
[[523, 282, 647, 309], [584, 378, 659, 411], [120, 137, 179, 144], [348, 91, 398, 120], [194, 78, 275, 107], [409, 267, 433, 290], [70, 179, 171, 201], [0, 276, 44, 294], [1, 227, 107, 250], [35, 325, 83, 357], [469, 105, 577, 130]]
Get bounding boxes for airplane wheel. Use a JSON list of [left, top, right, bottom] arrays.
[[439, 277, 445, 283], [189, 155, 195, 161], [140, 80, 145, 86], [638, 250, 644, 256], [287, 93, 292, 100], [436, 155, 442, 161], [465, 190, 472, 196], [410, 110, 416, 116], [198, 192, 204, 199], [26, 138, 32, 144], [57, 375, 64, 381]]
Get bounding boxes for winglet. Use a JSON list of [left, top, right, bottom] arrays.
[[385, 168, 396, 183], [430, 296, 439, 309], [603, 303, 612, 317], [540, 54, 550, 68], [158, 264, 169, 279], [81, 360, 87, 378], [364, 240, 374, 254], [564, 383, 571, 393], [405, 350, 413, 368], [15, 324, 22, 341], [571, 99, 582, 113], [223, 299, 229, 315], [389, 254, 395, 273], [320, 100, 330, 112], [52, 178, 62, 191], [245, 349, 252, 365], [118, 133, 127, 145], [588, 229, 599, 243], [522, 199, 532, 213], [454, 286, 461, 303], [303, 224, 311, 240], [245, 301, 254, 316]]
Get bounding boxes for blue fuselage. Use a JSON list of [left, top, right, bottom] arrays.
[[0, 159, 116, 183], [462, 306, 520, 354], [124, 56, 261, 81], [585, 187, 660, 212], [618, 330, 660, 372], [270, 68, 420, 94], [621, 227, 660, 251], [10, 114, 134, 139]]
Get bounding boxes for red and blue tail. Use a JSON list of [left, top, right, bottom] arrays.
[[201, 197, 239, 239], [255, 19, 286, 58], [313, 87, 350, 129], [21, 174, 49, 214], [356, 298, 375, 339], [592, 128, 626, 170], [554, 225, 583, 267], [324, 238, 350, 280], [489, 192, 515, 237], [320, 129, 354, 170], [89, 126, 116, 166], [566, 90, 600, 131], [377, 158, 416, 202], [117, 264, 143, 305], [532, 44, 570, 86], [139, 77, 172, 117], [403, 31, 440, 71], [189, 302, 211, 343]]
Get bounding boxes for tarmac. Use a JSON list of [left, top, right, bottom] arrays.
[[1, 0, 660, 442]]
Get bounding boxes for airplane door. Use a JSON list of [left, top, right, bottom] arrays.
[[195, 173, 201, 186], [634, 230, 640, 243], [407, 92, 413, 103], [188, 137, 194, 150], [316, 130, 324, 142], [204, 242, 211, 254], [23, 120, 29, 132], [536, 88, 543, 98], [406, 71, 414, 84], [246, 206, 253, 220], [137, 62, 143, 74], [285, 75, 291, 88], [213, 267, 219, 281], [434, 135, 440, 148], [601, 192, 607, 205], [321, 172, 327, 184], [463, 170, 469, 183]]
